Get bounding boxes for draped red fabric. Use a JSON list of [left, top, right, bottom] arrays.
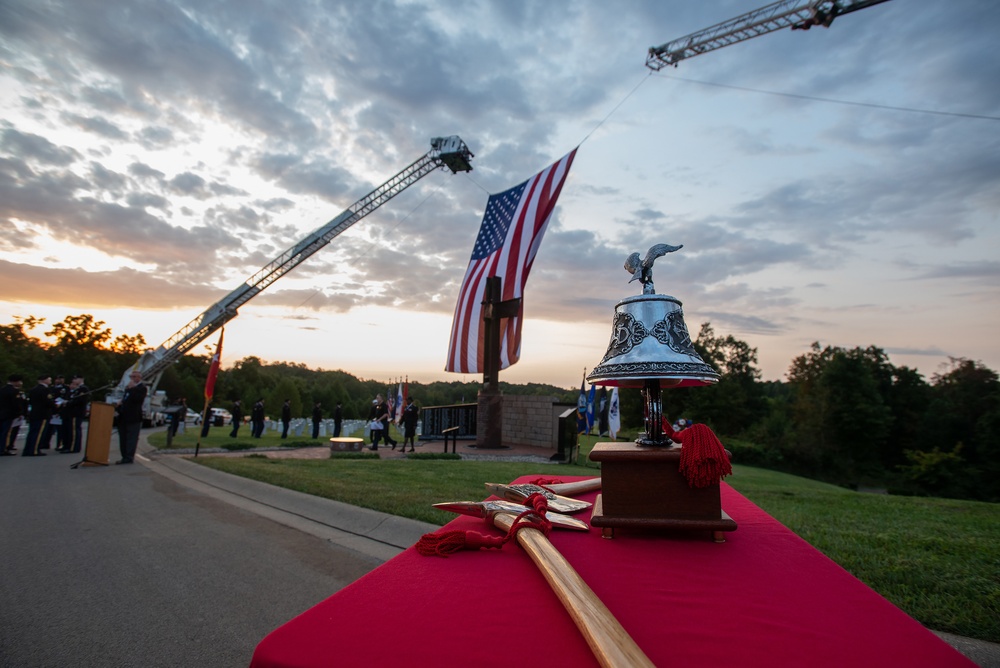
[[251, 477, 972, 668]]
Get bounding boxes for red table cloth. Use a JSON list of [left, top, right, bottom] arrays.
[[251, 476, 972, 667]]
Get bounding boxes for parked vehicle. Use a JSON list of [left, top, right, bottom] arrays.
[[185, 409, 202, 425], [210, 408, 232, 427]]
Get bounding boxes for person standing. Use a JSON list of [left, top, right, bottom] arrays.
[[60, 375, 89, 454], [0, 374, 23, 455], [311, 402, 322, 439], [380, 395, 398, 450], [280, 399, 291, 439], [332, 402, 342, 438], [366, 397, 383, 450], [22, 374, 52, 457], [251, 398, 265, 438], [169, 397, 186, 438], [115, 370, 146, 464], [229, 400, 243, 438], [401, 397, 418, 452], [41, 374, 67, 450]]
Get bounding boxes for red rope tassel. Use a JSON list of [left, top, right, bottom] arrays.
[[415, 530, 506, 556], [416, 494, 552, 557], [675, 423, 733, 488]]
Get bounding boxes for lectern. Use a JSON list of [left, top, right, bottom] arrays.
[[76, 401, 114, 467]]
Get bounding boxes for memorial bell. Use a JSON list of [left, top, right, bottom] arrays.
[[587, 243, 719, 446], [585, 243, 736, 540]]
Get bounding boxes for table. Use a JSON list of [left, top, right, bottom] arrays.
[[251, 476, 973, 667]]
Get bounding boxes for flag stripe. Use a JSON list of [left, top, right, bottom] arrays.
[[445, 149, 577, 374]]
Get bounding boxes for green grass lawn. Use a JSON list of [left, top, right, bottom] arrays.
[[167, 431, 998, 643]]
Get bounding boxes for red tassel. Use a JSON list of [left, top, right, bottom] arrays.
[[529, 477, 563, 487], [676, 423, 733, 488], [415, 530, 505, 557], [416, 495, 553, 558]]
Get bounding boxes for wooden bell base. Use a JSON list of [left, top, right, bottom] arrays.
[[588, 441, 737, 542]]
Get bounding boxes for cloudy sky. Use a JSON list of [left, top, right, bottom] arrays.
[[1, 0, 998, 389]]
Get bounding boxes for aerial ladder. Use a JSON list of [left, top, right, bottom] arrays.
[[646, 0, 892, 70], [110, 136, 474, 405]]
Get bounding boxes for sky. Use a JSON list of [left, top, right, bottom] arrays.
[[1, 0, 998, 390]]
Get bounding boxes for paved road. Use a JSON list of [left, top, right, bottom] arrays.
[[0, 430, 435, 667]]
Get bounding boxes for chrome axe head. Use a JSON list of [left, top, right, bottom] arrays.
[[484, 482, 592, 514], [433, 499, 590, 531]]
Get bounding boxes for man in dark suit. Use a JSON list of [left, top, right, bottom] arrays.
[[115, 370, 147, 464], [280, 399, 291, 439], [60, 375, 90, 454], [40, 374, 67, 450], [311, 402, 323, 439], [229, 400, 243, 438], [332, 402, 342, 438], [22, 374, 52, 457], [0, 374, 24, 454], [401, 397, 419, 452], [251, 399, 265, 438]]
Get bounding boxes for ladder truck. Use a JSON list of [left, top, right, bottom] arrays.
[[109, 136, 474, 416], [646, 0, 892, 70]]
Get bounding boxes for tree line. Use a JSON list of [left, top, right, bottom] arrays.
[[3, 314, 997, 502]]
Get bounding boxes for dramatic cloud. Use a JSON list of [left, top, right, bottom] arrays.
[[0, 0, 997, 384]]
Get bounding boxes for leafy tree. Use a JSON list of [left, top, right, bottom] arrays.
[[0, 316, 48, 376], [786, 343, 894, 481], [109, 332, 148, 355], [659, 323, 766, 437], [46, 314, 112, 349]]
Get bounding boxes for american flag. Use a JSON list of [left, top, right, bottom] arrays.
[[445, 149, 577, 374]]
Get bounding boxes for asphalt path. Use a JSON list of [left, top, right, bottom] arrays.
[[0, 429, 432, 667]]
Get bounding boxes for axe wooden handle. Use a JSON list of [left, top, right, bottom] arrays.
[[493, 512, 653, 668], [544, 477, 602, 496]]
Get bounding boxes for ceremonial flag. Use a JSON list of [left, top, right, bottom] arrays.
[[445, 149, 578, 374], [586, 384, 597, 434], [576, 378, 588, 434], [395, 381, 404, 424], [598, 387, 609, 436], [387, 380, 395, 421], [204, 329, 223, 402], [608, 387, 621, 440]]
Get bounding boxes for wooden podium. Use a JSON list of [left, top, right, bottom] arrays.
[[588, 441, 736, 541], [76, 401, 115, 467]]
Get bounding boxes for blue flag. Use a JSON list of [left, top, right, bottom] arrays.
[[586, 385, 597, 434], [576, 379, 588, 434]]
